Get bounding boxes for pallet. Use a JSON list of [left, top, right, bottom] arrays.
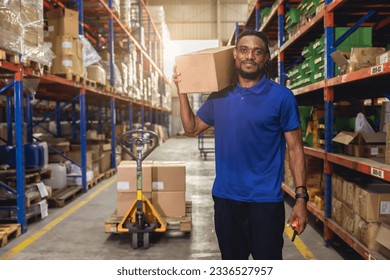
[[87, 174, 105, 189], [0, 224, 21, 247], [104, 168, 117, 179], [47, 186, 83, 208], [56, 73, 82, 83], [104, 201, 192, 234], [0, 49, 20, 64]]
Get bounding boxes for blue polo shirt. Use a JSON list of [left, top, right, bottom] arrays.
[[197, 76, 300, 202]]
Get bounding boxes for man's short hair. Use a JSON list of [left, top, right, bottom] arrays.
[[236, 30, 270, 55]]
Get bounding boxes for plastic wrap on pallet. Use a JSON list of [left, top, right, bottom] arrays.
[[120, 0, 131, 29], [20, 0, 46, 64], [100, 60, 123, 93], [0, 0, 23, 54], [80, 35, 101, 68]]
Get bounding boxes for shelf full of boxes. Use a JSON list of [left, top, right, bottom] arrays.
[[0, 0, 171, 235], [237, 0, 390, 259]]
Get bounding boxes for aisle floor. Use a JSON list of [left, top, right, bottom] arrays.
[[0, 137, 347, 260]]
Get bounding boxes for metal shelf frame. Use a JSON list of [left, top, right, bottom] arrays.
[[0, 0, 170, 232], [232, 0, 390, 260]]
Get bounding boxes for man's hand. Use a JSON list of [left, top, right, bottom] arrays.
[[287, 199, 308, 235], [172, 65, 182, 93]]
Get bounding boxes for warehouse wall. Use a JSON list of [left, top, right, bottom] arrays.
[[147, 0, 248, 44]]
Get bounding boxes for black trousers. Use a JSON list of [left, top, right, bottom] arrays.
[[213, 195, 285, 260]]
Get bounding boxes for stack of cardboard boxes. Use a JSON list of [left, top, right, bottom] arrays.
[[332, 174, 390, 256], [45, 7, 84, 77], [116, 161, 186, 218]]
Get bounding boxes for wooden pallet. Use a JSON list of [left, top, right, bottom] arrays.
[[56, 73, 82, 83], [104, 168, 117, 179], [47, 186, 83, 208], [0, 224, 21, 247], [87, 174, 105, 189], [104, 201, 192, 234], [0, 49, 20, 64]]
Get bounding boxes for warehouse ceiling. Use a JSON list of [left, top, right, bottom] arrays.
[[146, 0, 249, 44]]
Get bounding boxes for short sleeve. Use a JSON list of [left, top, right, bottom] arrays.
[[280, 89, 300, 132], [196, 96, 215, 126]]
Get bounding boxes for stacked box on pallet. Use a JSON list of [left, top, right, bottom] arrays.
[[0, 0, 49, 65], [116, 161, 186, 218], [46, 7, 84, 77]]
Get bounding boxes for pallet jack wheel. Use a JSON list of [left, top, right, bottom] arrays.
[[143, 232, 150, 249], [132, 233, 139, 249]]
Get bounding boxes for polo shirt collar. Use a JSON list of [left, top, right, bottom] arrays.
[[235, 75, 268, 95]]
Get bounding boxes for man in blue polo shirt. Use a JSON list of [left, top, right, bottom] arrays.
[[173, 30, 308, 260]]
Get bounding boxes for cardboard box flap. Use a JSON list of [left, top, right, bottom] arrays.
[[332, 131, 358, 145], [332, 131, 386, 145], [360, 132, 386, 144], [331, 50, 349, 67]]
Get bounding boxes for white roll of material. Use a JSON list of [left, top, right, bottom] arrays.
[[44, 163, 67, 189], [355, 112, 375, 133]]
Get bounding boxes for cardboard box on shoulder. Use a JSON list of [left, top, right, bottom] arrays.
[[175, 46, 235, 94]]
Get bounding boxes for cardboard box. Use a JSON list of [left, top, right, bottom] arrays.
[[175, 46, 235, 93], [332, 131, 386, 158], [349, 47, 386, 70], [152, 161, 186, 192], [375, 222, 390, 259], [152, 191, 186, 217], [87, 64, 107, 85], [99, 152, 111, 174], [376, 51, 390, 65], [46, 7, 79, 39], [66, 150, 94, 170], [117, 161, 152, 192], [50, 35, 84, 76], [355, 184, 390, 222], [354, 214, 381, 251], [117, 191, 152, 216]]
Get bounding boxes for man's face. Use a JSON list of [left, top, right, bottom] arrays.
[[233, 35, 270, 80]]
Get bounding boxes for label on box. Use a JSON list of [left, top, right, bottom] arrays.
[[48, 26, 54, 32], [62, 60, 73, 67], [380, 201, 390, 215], [370, 147, 379, 155], [117, 181, 130, 191], [152, 182, 164, 190], [36, 182, 48, 198], [62, 42, 72, 49]]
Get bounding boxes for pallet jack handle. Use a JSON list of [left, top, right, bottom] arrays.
[[120, 130, 159, 162]]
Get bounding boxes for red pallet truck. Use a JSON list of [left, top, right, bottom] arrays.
[[117, 130, 166, 249]]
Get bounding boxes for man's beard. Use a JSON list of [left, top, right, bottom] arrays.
[[236, 64, 263, 80]]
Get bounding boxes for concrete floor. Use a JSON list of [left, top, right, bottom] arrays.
[[0, 137, 351, 260]]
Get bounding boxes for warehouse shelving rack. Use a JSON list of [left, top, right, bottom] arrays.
[[230, 0, 390, 259], [0, 0, 170, 232]]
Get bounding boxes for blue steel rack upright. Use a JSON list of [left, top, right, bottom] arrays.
[[0, 0, 170, 233]]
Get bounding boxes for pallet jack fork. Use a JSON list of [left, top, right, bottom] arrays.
[[117, 130, 166, 249]]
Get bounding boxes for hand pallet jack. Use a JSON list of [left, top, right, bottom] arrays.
[[117, 130, 166, 249]]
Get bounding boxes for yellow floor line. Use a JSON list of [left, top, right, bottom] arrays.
[[284, 225, 317, 260], [0, 178, 116, 260]]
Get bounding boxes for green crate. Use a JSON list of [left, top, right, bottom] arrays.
[[335, 27, 372, 52]]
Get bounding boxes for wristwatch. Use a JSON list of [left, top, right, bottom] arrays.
[[295, 192, 309, 202]]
